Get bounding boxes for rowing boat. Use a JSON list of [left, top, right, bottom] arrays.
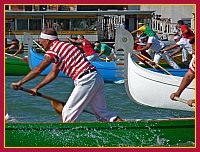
[[5, 57, 30, 76], [28, 47, 123, 83], [5, 29, 195, 147], [115, 27, 195, 111], [28, 46, 189, 83], [141, 66, 188, 77], [125, 53, 194, 111], [5, 118, 195, 147]]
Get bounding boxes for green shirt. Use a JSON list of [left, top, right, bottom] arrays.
[[18, 41, 23, 47], [138, 25, 156, 37], [94, 43, 111, 56]]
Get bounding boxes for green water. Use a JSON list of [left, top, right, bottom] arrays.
[[5, 76, 194, 122]]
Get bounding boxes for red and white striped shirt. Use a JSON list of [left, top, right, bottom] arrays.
[[45, 40, 95, 80], [189, 60, 195, 74]]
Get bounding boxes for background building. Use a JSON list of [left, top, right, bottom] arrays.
[[137, 5, 195, 34], [5, 5, 195, 43]]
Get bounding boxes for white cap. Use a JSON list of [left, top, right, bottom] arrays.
[[174, 35, 182, 40], [77, 35, 84, 39]]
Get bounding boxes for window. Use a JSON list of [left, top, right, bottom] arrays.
[[49, 5, 58, 11], [24, 5, 32, 11], [29, 19, 42, 30], [5, 19, 15, 31], [58, 5, 69, 11], [39, 5, 47, 11], [70, 18, 97, 31], [11, 5, 23, 11], [44, 19, 70, 30], [57, 19, 70, 31], [44, 18, 97, 31], [16, 19, 28, 30]]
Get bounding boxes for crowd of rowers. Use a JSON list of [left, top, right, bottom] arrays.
[[6, 19, 194, 70], [131, 20, 195, 107], [131, 20, 195, 69], [5, 35, 118, 62]]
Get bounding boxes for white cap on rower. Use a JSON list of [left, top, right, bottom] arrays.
[[174, 35, 182, 40]]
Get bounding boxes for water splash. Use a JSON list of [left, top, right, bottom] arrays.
[[114, 79, 124, 84], [5, 113, 17, 122]]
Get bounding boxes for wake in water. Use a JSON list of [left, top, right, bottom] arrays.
[[5, 113, 17, 122]]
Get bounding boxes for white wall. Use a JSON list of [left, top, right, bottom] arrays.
[[139, 5, 195, 31], [140, 5, 195, 23]]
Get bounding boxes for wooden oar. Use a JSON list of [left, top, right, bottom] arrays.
[[10, 85, 94, 119], [174, 97, 195, 107], [100, 57, 114, 62], [100, 57, 106, 61], [33, 39, 46, 53], [5, 53, 28, 62], [139, 54, 174, 76], [136, 54, 156, 69]]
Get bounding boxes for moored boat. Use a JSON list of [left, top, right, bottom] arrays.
[[28, 46, 188, 83], [5, 118, 195, 147], [28, 47, 124, 83], [5, 57, 30, 76], [115, 27, 195, 112]]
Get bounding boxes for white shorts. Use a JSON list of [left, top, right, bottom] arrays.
[[106, 49, 117, 61], [86, 53, 100, 61], [154, 52, 180, 69]]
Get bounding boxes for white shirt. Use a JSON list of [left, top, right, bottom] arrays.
[[147, 36, 166, 53], [176, 38, 193, 54]]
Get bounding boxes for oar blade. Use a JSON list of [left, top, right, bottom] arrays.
[[50, 100, 63, 119]]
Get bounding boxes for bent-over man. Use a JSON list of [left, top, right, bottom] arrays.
[[11, 28, 123, 123]]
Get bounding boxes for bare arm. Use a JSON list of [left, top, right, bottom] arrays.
[[169, 47, 183, 57], [66, 37, 83, 44], [98, 50, 105, 56], [32, 63, 60, 92], [5, 44, 16, 51], [131, 29, 139, 34], [182, 29, 188, 35], [170, 70, 195, 100], [160, 44, 179, 53], [11, 55, 53, 89], [13, 44, 24, 56], [133, 43, 152, 52]]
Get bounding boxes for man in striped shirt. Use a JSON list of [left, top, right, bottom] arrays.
[[11, 28, 123, 122]]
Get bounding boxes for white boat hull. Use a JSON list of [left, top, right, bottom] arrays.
[[127, 53, 194, 111], [115, 27, 195, 112]]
